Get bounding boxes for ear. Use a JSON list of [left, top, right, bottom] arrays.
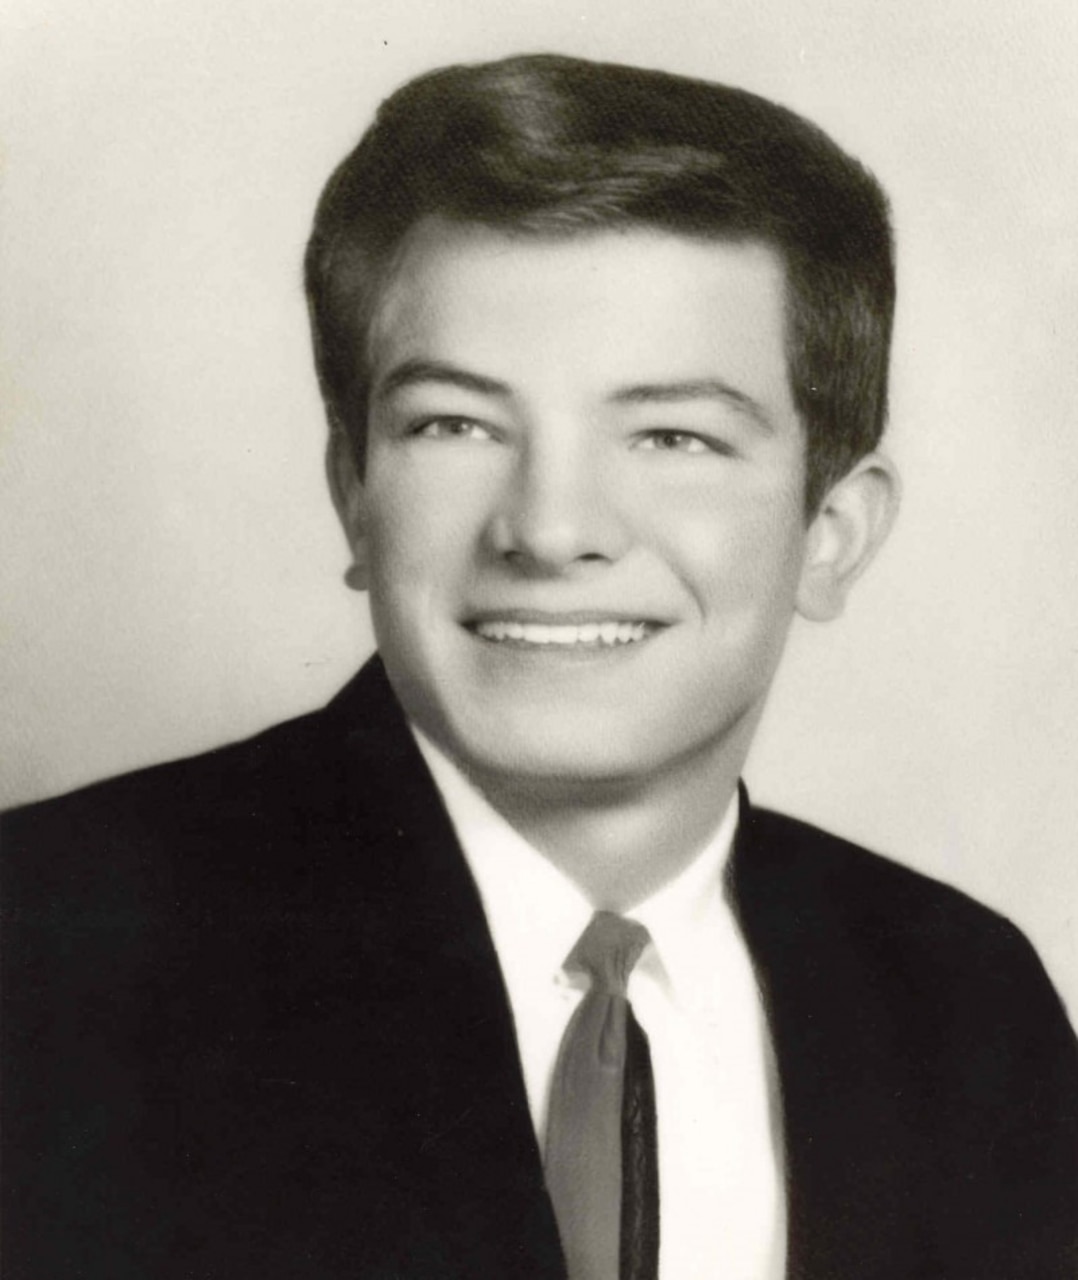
[[326, 431, 370, 593], [796, 452, 901, 622]]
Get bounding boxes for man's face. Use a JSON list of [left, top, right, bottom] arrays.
[[338, 220, 822, 798]]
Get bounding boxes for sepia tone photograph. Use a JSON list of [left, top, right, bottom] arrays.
[[2, 1, 1077, 1276]]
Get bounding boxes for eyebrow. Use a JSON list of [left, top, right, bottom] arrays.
[[375, 360, 774, 433], [611, 379, 775, 434], [374, 359, 512, 403]]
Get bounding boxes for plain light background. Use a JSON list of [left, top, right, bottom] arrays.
[[2, 0, 1076, 1019]]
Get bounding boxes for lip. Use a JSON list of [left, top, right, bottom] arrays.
[[464, 609, 671, 627]]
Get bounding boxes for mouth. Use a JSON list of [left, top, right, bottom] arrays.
[[465, 616, 664, 649]]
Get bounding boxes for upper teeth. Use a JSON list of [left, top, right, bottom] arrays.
[[475, 621, 649, 646]]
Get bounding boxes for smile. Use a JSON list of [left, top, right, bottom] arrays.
[[472, 620, 655, 647]]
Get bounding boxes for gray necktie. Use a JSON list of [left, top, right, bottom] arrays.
[[544, 912, 659, 1280]]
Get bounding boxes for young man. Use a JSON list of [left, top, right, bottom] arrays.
[[3, 55, 1076, 1280]]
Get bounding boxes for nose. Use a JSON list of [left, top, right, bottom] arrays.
[[485, 429, 629, 575]]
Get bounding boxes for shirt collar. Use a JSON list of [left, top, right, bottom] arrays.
[[411, 725, 740, 1003], [626, 794, 739, 1006]]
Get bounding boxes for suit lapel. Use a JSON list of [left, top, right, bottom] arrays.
[[730, 795, 924, 1280], [326, 659, 568, 1278]]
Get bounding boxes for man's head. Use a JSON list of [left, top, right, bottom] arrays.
[[308, 55, 899, 814], [306, 53, 895, 513]]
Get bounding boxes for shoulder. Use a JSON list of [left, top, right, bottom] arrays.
[[743, 803, 1028, 952], [0, 657, 446, 1048], [0, 658, 409, 900], [2, 701, 325, 867], [4, 657, 394, 817], [738, 801, 1077, 1062], [739, 808, 1078, 1268]]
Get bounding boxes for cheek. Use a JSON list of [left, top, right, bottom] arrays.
[[364, 460, 492, 591], [654, 488, 807, 621]]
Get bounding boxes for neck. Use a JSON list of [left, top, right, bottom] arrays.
[[471, 734, 751, 911]]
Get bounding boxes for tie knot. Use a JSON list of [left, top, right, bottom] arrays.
[[564, 912, 651, 996]]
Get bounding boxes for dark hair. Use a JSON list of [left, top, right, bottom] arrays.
[[305, 54, 894, 512]]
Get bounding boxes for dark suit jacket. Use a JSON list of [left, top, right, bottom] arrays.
[[3, 657, 1077, 1279]]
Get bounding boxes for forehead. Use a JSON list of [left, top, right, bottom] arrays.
[[367, 219, 795, 415]]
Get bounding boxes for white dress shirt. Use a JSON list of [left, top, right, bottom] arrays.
[[413, 729, 787, 1280]]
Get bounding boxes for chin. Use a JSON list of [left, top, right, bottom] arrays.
[[446, 706, 699, 795]]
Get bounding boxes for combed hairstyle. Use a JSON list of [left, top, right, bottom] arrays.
[[305, 54, 895, 513]]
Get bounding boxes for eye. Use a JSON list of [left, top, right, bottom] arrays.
[[634, 429, 730, 456], [410, 416, 496, 442]]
